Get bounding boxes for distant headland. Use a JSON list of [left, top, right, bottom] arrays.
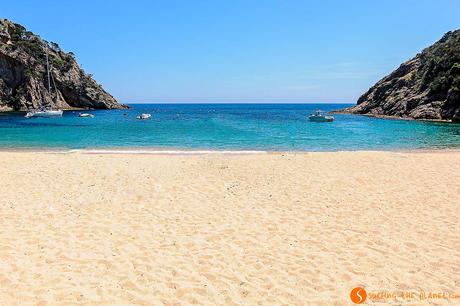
[[0, 19, 127, 111], [339, 29, 460, 122]]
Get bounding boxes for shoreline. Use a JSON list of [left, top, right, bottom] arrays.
[[0, 106, 129, 113], [331, 110, 460, 123], [0, 147, 459, 155]]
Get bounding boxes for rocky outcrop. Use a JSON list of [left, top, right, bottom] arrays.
[[0, 19, 127, 111], [341, 29, 460, 122]]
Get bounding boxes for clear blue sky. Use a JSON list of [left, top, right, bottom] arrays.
[[3, 0, 460, 103]]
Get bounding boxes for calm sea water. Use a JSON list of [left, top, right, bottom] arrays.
[[0, 103, 459, 151]]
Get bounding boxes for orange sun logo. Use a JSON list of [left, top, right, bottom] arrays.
[[350, 287, 367, 304]]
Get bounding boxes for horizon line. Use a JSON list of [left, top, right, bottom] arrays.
[[123, 101, 356, 104]]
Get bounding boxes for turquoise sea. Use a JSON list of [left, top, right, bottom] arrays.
[[0, 103, 459, 151]]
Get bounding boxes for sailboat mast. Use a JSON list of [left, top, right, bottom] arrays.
[[46, 51, 51, 95]]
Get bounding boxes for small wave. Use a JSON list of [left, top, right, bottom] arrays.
[[75, 149, 268, 155]]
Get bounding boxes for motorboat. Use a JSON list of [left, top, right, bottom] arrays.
[[78, 113, 95, 118], [137, 113, 151, 120], [308, 110, 334, 122]]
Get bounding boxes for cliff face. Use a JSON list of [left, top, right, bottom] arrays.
[[0, 19, 126, 111], [343, 29, 460, 122]]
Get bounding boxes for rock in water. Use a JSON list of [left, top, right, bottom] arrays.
[[0, 19, 127, 111], [342, 29, 460, 122]]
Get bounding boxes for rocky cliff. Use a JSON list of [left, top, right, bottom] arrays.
[[342, 29, 460, 122], [0, 19, 126, 111]]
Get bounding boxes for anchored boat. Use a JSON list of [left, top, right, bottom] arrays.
[[137, 113, 152, 120], [78, 113, 95, 118], [25, 51, 63, 118], [308, 110, 334, 122], [25, 109, 63, 118]]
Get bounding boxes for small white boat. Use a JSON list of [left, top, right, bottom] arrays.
[[137, 113, 151, 120], [308, 110, 334, 122], [25, 109, 63, 118], [78, 113, 95, 118]]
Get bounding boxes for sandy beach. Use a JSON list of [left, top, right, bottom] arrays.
[[0, 151, 459, 305]]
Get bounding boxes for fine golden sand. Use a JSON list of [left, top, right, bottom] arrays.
[[0, 151, 459, 305]]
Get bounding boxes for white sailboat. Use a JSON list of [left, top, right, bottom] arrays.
[[25, 109, 63, 118], [25, 51, 63, 118]]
